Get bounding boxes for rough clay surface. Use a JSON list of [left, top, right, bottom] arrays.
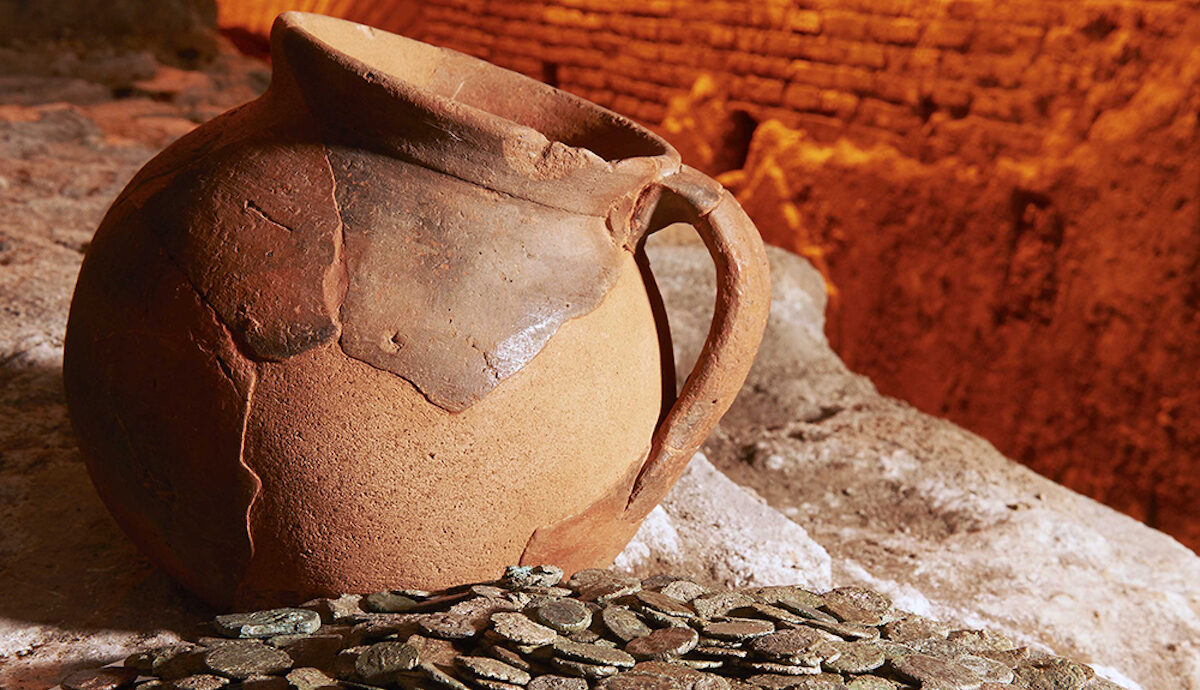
[[1, 46, 1198, 690]]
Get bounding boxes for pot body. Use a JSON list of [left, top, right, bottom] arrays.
[[64, 14, 679, 607], [64, 13, 771, 608]]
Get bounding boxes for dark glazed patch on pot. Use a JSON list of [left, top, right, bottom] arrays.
[[145, 132, 345, 361], [328, 145, 623, 412]]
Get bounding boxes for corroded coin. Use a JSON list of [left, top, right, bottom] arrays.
[[60, 667, 139, 690], [956, 654, 1014, 684], [658, 581, 707, 603], [820, 641, 884, 674], [641, 608, 693, 628], [579, 578, 643, 605], [786, 678, 851, 690], [421, 662, 472, 690], [285, 667, 337, 690], [537, 599, 593, 634], [692, 593, 756, 620], [892, 653, 985, 688], [485, 643, 532, 671], [1013, 657, 1095, 690], [472, 679, 525, 690], [798, 619, 879, 642], [551, 658, 620, 679], [553, 637, 637, 667], [750, 628, 837, 666], [703, 619, 775, 641], [596, 672, 686, 690], [203, 642, 293, 679], [945, 629, 1015, 654], [354, 640, 418, 685], [602, 606, 653, 642], [880, 615, 950, 643], [527, 675, 589, 690], [238, 677, 289, 690], [214, 609, 321, 639], [678, 658, 724, 670], [491, 612, 558, 646], [170, 674, 230, 690], [624, 627, 699, 660], [818, 588, 896, 627], [458, 655, 532, 685], [735, 603, 805, 625], [362, 591, 421, 613], [125, 644, 200, 677], [692, 645, 749, 660], [844, 678, 896, 690], [421, 612, 483, 640], [635, 591, 697, 619], [737, 662, 821, 677]]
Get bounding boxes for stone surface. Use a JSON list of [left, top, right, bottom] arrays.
[[0, 36, 1197, 690], [632, 240, 1200, 689]]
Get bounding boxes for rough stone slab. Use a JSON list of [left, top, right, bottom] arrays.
[[614, 453, 831, 593], [635, 240, 1200, 690]]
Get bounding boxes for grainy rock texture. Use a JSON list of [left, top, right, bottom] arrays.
[[0, 0, 219, 66], [640, 240, 1200, 690], [215, 0, 1200, 554], [614, 453, 833, 593], [1, 45, 1198, 690]]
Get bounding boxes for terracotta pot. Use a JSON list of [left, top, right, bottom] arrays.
[[63, 12, 770, 608]]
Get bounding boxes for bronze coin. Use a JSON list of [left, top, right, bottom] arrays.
[[701, 619, 775, 641], [625, 627, 700, 661], [537, 599, 593, 634], [635, 591, 697, 619], [491, 612, 558, 646], [749, 629, 835, 665], [553, 637, 637, 667]]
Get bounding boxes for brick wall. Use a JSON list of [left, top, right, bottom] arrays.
[[408, 0, 1191, 154]]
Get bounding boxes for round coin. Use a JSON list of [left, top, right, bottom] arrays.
[[819, 588, 896, 627], [820, 641, 884, 674], [354, 640, 419, 685], [537, 599, 593, 634], [602, 607, 653, 642], [491, 612, 558, 646], [203, 643, 293, 679], [659, 581, 707, 603], [625, 627, 700, 661], [553, 637, 637, 667], [457, 656, 532, 685], [552, 658, 620, 679], [635, 591, 697, 619], [596, 672, 685, 690], [60, 667, 139, 690], [750, 628, 836, 666], [528, 675, 588, 690], [702, 619, 775, 641]]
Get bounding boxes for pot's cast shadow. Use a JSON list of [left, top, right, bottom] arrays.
[[0, 359, 213, 688]]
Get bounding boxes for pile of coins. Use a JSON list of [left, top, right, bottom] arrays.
[[59, 567, 1121, 690]]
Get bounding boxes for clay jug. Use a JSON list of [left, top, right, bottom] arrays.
[[63, 12, 770, 608]]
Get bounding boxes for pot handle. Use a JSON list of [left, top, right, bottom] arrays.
[[624, 165, 771, 519]]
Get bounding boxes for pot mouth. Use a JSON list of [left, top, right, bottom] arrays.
[[273, 12, 674, 166]]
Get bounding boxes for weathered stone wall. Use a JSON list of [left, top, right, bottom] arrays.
[[217, 0, 1200, 551]]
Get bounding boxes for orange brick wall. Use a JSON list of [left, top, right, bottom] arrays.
[[408, 0, 1191, 154]]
